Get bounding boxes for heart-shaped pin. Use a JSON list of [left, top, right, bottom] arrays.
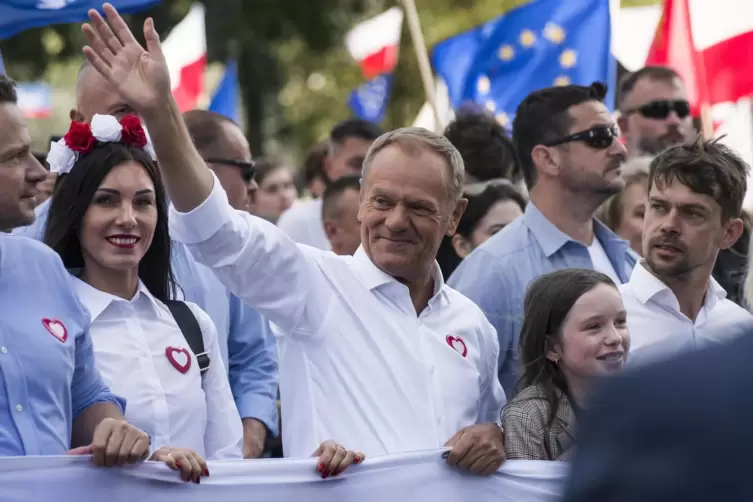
[[165, 347, 192, 374], [446, 335, 468, 358], [42, 318, 68, 343]]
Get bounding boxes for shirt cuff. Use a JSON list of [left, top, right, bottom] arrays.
[[236, 393, 280, 438], [168, 172, 233, 245]]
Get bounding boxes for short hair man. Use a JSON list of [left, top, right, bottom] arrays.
[[321, 175, 361, 255], [14, 66, 279, 459], [0, 74, 149, 462], [619, 137, 753, 365], [302, 141, 328, 199], [450, 82, 636, 397], [617, 66, 696, 157], [183, 109, 256, 211], [443, 112, 521, 185], [277, 119, 382, 250]]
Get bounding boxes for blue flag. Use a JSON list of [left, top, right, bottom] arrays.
[[432, 0, 615, 130], [209, 60, 240, 124], [0, 0, 160, 40], [348, 73, 393, 124]]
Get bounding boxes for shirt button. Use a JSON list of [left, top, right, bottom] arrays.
[[1, 347, 6, 354], [15, 404, 23, 412]]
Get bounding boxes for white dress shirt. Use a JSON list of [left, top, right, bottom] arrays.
[[276, 199, 331, 250], [169, 176, 506, 458], [71, 277, 243, 459], [619, 261, 753, 366]]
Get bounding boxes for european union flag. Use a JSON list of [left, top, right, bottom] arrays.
[[0, 0, 160, 40], [348, 74, 393, 124], [432, 0, 615, 130], [209, 60, 241, 124]]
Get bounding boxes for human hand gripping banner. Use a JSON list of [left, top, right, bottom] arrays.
[[0, 449, 568, 501]]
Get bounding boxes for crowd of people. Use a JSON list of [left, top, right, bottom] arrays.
[[1, 3, 753, 497]]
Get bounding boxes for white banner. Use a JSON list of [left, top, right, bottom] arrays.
[[0, 449, 568, 502]]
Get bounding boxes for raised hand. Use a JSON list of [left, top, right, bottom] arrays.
[[81, 3, 171, 115]]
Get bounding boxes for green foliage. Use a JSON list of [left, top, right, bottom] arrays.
[[0, 0, 660, 159]]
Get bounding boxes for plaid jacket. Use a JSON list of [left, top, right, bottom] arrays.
[[501, 384, 576, 461]]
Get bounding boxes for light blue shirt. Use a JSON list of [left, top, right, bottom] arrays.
[[15, 200, 279, 436], [0, 234, 123, 456], [448, 203, 637, 397]]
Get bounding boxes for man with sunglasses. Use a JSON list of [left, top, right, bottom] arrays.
[[617, 66, 695, 157], [450, 82, 637, 398]]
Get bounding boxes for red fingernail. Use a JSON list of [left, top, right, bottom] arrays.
[[354, 455, 361, 463], [322, 470, 330, 479], [316, 463, 324, 473], [175, 461, 182, 468], [203, 468, 209, 476]]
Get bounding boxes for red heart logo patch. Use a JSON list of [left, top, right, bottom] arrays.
[[42, 318, 68, 343], [165, 347, 192, 374], [446, 335, 468, 358]]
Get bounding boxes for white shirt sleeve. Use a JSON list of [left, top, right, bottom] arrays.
[[185, 302, 244, 460], [477, 317, 507, 424], [169, 174, 332, 337]]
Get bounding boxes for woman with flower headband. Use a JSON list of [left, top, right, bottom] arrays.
[[43, 114, 365, 482]]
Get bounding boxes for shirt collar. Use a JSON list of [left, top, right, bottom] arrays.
[[351, 245, 449, 302], [71, 276, 157, 321], [629, 260, 728, 308], [524, 202, 628, 259]]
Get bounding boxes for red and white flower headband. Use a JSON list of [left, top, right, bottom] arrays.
[[46, 114, 157, 175]]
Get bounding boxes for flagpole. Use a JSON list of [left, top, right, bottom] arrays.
[[400, 0, 443, 132]]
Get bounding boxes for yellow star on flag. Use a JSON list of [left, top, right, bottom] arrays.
[[543, 22, 566, 44], [477, 76, 491, 95], [559, 49, 577, 69], [519, 29, 536, 48], [485, 100, 497, 113], [554, 75, 571, 86], [498, 44, 515, 61], [496, 113, 510, 127]]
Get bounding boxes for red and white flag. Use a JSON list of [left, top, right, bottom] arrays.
[[345, 7, 404, 80], [161, 3, 206, 112], [615, 0, 753, 111]]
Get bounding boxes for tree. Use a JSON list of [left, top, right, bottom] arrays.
[[0, 0, 660, 159]]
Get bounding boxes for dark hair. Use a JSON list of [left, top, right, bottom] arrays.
[[597, 156, 651, 231], [44, 142, 176, 302], [253, 157, 296, 189], [518, 268, 616, 451], [649, 136, 749, 222], [302, 141, 328, 186], [512, 82, 607, 190], [443, 112, 520, 182], [329, 119, 382, 150], [436, 181, 527, 277], [618, 66, 681, 110], [0, 74, 18, 104], [321, 175, 361, 220], [183, 109, 237, 157]]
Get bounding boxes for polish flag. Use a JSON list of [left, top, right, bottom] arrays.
[[645, 0, 709, 116], [161, 3, 206, 112], [614, 0, 753, 108], [345, 7, 404, 80]]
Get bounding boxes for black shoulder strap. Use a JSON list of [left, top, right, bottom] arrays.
[[164, 300, 210, 375]]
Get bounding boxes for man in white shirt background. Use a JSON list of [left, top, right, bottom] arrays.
[[277, 119, 382, 250], [620, 137, 753, 365], [321, 175, 362, 256], [81, 4, 507, 476]]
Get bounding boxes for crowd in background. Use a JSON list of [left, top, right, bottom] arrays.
[[2, 6, 753, 499]]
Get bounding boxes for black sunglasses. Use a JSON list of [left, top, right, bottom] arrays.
[[205, 158, 256, 183], [544, 124, 621, 150], [625, 99, 691, 120]]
